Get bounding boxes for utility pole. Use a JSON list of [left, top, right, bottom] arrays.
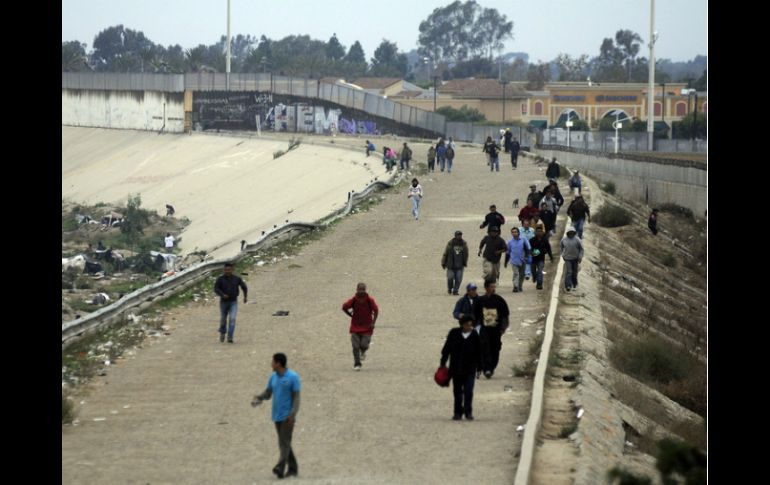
[[226, 0, 231, 91], [646, 0, 656, 150]]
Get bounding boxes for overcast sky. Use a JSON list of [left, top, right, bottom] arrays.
[[62, 0, 707, 63]]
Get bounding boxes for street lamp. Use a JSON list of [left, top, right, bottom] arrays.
[[422, 57, 438, 112], [499, 79, 509, 123], [682, 88, 699, 141], [565, 115, 573, 148], [612, 111, 631, 154]]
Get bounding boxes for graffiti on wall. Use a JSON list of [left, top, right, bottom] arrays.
[[192, 92, 378, 135]]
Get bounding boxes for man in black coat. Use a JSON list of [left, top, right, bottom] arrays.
[[440, 315, 483, 420], [473, 278, 510, 378]]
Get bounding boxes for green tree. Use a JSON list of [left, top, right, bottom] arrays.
[[656, 438, 706, 485], [672, 112, 706, 139], [62, 41, 89, 71], [591, 37, 626, 82], [615, 29, 643, 81], [526, 61, 551, 90], [326, 33, 346, 61], [120, 194, 151, 248], [693, 69, 707, 91], [345, 41, 366, 65], [449, 56, 497, 79], [92, 25, 155, 72], [417, 0, 512, 63], [436, 105, 486, 122], [554, 53, 589, 81], [369, 40, 408, 77]]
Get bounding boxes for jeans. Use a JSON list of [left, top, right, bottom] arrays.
[[511, 263, 525, 290], [447, 158, 453, 173], [446, 268, 464, 294], [411, 197, 421, 219], [219, 301, 238, 339], [482, 260, 501, 282], [489, 156, 499, 171], [511, 152, 519, 168], [524, 255, 532, 278], [428, 158, 435, 171], [532, 260, 545, 286], [274, 420, 298, 475], [564, 259, 579, 289], [400, 158, 410, 170], [572, 218, 585, 239], [452, 372, 476, 417], [438, 156, 446, 171], [351, 333, 371, 366]]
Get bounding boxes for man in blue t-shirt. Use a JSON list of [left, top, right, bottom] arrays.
[[252, 353, 301, 479]]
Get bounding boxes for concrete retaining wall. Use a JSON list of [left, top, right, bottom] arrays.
[[534, 148, 707, 216], [62, 89, 185, 133]]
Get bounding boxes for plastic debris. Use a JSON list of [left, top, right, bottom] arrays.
[[577, 408, 584, 419]]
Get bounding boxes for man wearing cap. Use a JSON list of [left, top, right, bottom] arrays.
[[442, 231, 469, 295], [560, 226, 584, 292], [480, 204, 506, 233], [518, 198, 539, 224], [569, 170, 582, 195], [478, 226, 507, 283], [526, 185, 543, 209], [453, 282, 478, 321], [566, 195, 591, 239]]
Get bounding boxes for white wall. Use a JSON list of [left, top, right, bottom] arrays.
[[62, 89, 185, 133]]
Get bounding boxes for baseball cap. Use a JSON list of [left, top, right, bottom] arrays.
[[566, 226, 577, 233], [466, 282, 478, 290]]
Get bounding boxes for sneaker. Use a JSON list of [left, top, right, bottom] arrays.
[[448, 289, 453, 295], [484, 371, 493, 379], [353, 364, 362, 371], [537, 284, 543, 290], [565, 287, 571, 292], [465, 415, 475, 421], [219, 334, 225, 343], [272, 466, 285, 479], [513, 288, 519, 293], [452, 290, 459, 295], [360, 351, 367, 362], [285, 470, 298, 478], [525, 275, 530, 280], [452, 415, 462, 421], [227, 338, 234, 343]]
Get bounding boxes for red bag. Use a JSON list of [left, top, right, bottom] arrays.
[[434, 366, 450, 387]]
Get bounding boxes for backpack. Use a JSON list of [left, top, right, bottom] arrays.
[[446, 147, 455, 159]]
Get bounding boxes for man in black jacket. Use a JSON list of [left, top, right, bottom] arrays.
[[478, 226, 507, 283], [546, 157, 561, 179], [473, 278, 510, 378], [529, 226, 554, 290], [441, 315, 483, 420], [214, 262, 248, 343], [510, 137, 521, 169], [442, 231, 469, 295], [480, 204, 506, 233]]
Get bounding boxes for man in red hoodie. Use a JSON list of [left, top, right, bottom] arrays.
[[342, 283, 379, 371]]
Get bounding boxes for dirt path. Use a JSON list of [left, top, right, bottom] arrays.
[[62, 144, 561, 484]]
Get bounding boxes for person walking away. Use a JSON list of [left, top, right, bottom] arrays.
[[483, 136, 494, 166], [251, 353, 301, 479], [480, 204, 506, 233], [504, 227, 531, 293], [164, 232, 175, 252], [213, 262, 248, 343], [529, 226, 553, 290], [510, 137, 521, 169], [478, 226, 507, 283], [408, 178, 423, 220], [648, 208, 659, 235], [472, 278, 510, 378], [440, 315, 482, 420], [400, 142, 413, 171], [341, 283, 379, 370], [503, 128, 513, 153], [453, 282, 478, 321], [427, 145, 437, 172], [569, 170, 582, 195], [546, 157, 561, 179], [560, 227, 584, 292], [566, 195, 591, 239], [436, 140, 447, 172], [445, 143, 455, 173], [442, 230, 469, 295]]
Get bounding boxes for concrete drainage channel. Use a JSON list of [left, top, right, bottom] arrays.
[[61, 170, 404, 348]]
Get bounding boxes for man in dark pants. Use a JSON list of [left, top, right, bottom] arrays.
[[473, 278, 510, 378], [452, 282, 478, 321], [342, 283, 379, 370], [479, 204, 506, 233], [441, 315, 482, 420], [560, 227, 584, 292], [213, 262, 248, 343], [252, 353, 301, 479], [510, 137, 521, 169], [442, 230, 469, 295], [648, 208, 659, 235]]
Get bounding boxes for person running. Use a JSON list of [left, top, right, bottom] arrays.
[[503, 128, 512, 153], [546, 157, 561, 179], [560, 227, 584, 292], [478, 226, 507, 284], [484, 138, 501, 172], [480, 204, 506, 233], [504, 227, 531, 293], [518, 199, 539, 224], [529, 226, 553, 290], [483, 136, 495, 166], [213, 262, 248, 343], [251, 352, 301, 479], [472, 278, 510, 378], [518, 218, 536, 280], [440, 315, 483, 421], [442, 230, 469, 295], [341, 283, 379, 370], [539, 201, 556, 237], [408, 178, 423, 220]]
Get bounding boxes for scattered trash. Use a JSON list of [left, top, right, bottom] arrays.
[[256, 261, 265, 267], [110, 410, 118, 415], [93, 417, 106, 422], [562, 375, 576, 382], [577, 408, 584, 419], [123, 405, 131, 409], [401, 255, 408, 258], [516, 425, 526, 432], [272, 310, 290, 316], [536, 329, 544, 336], [625, 440, 635, 448], [504, 385, 513, 392], [165, 350, 173, 354], [104, 360, 111, 366]]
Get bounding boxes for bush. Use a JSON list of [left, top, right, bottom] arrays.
[[62, 393, 76, 424], [611, 334, 696, 385], [273, 150, 286, 159], [594, 205, 632, 227], [436, 105, 487, 122], [659, 203, 694, 221], [120, 194, 152, 248], [602, 181, 617, 195], [661, 252, 677, 268], [607, 467, 652, 485]]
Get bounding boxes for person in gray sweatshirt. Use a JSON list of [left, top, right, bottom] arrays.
[[560, 226, 584, 291]]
